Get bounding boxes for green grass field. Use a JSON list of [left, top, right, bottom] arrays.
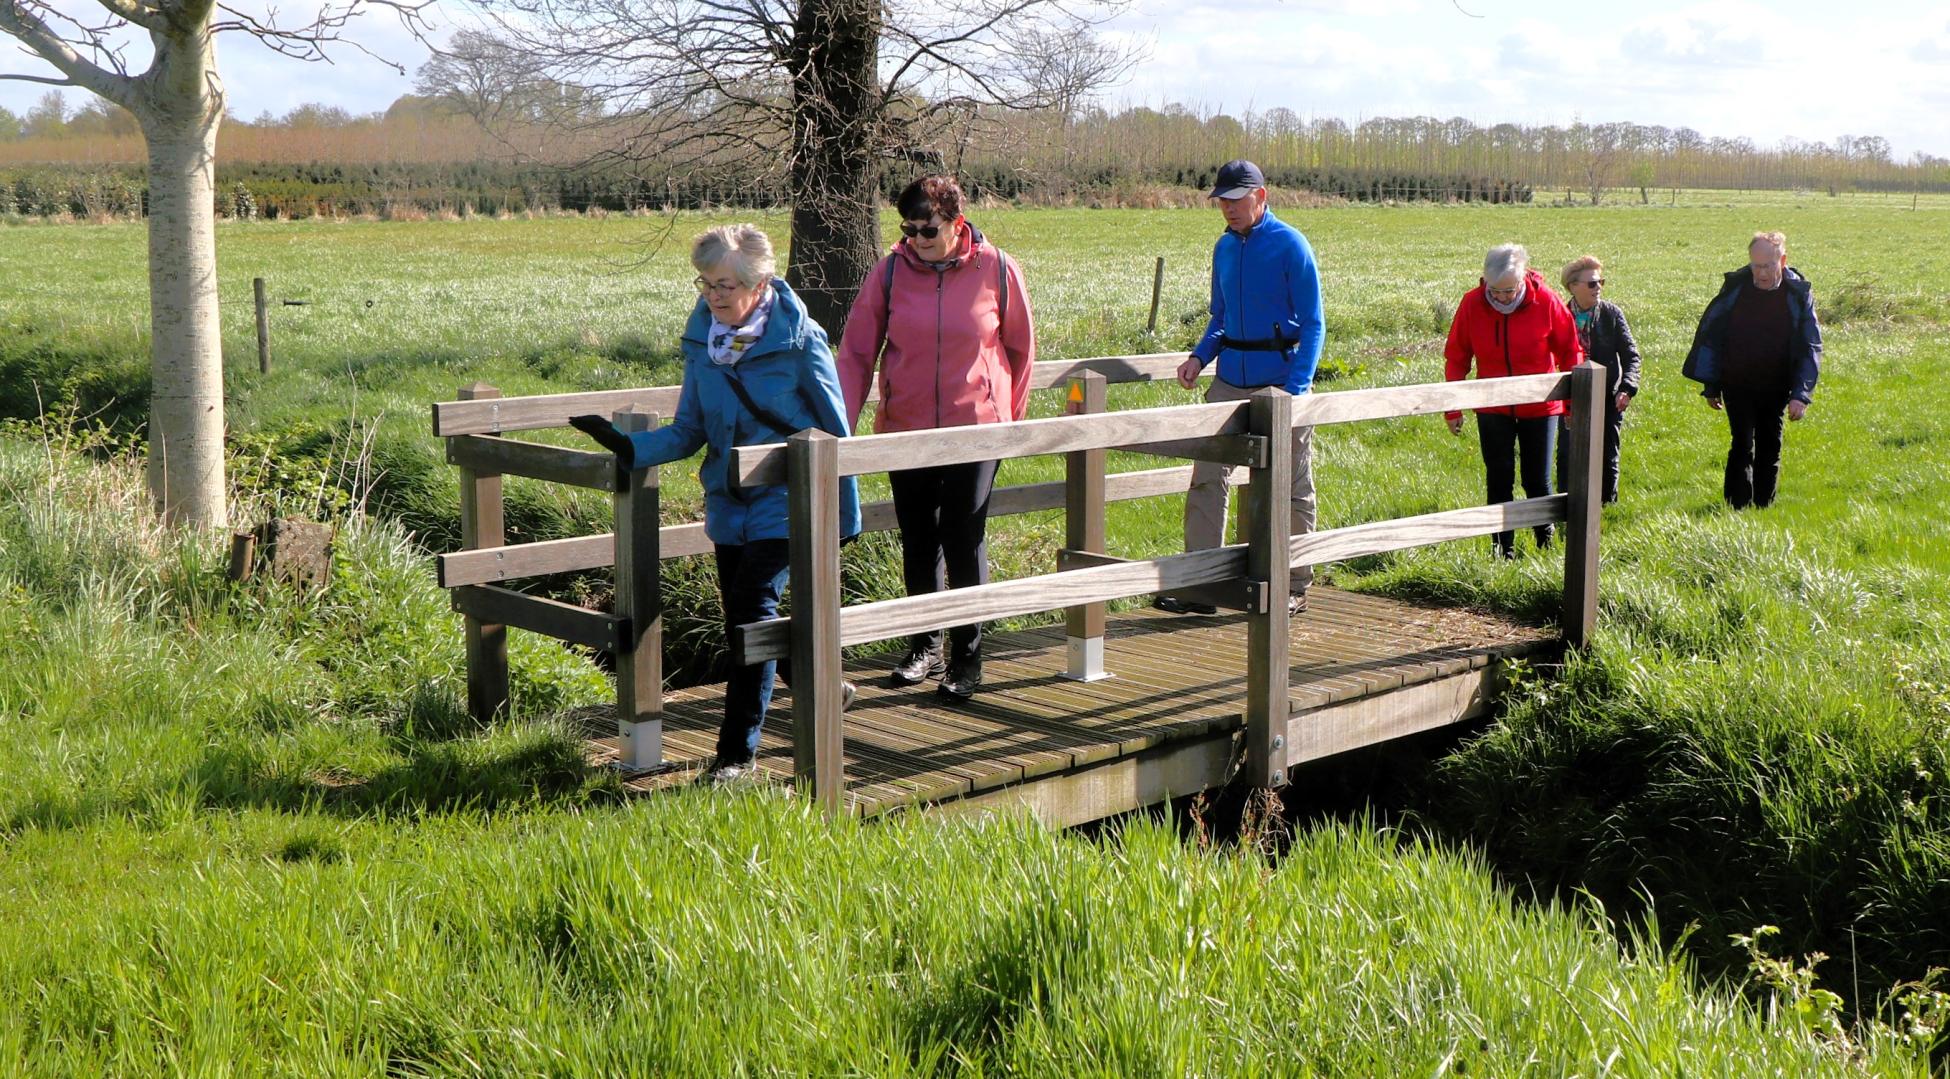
[[3, 193, 1949, 1072]]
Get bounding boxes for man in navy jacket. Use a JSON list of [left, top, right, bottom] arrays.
[[1682, 230, 1822, 509], [1159, 160, 1325, 616]]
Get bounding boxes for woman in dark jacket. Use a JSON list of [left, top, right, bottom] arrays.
[[1555, 255, 1642, 503]]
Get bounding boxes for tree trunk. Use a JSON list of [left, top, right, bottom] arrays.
[[135, 27, 227, 528], [784, 0, 882, 343]]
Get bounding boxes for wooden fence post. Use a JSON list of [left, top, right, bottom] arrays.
[[612, 408, 663, 769], [253, 277, 270, 374], [787, 428, 845, 814], [1244, 387, 1293, 789], [1561, 363, 1604, 648], [456, 382, 509, 722], [1064, 371, 1110, 681], [1146, 256, 1165, 334]]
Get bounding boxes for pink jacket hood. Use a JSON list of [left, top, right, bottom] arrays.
[[835, 220, 1037, 434]]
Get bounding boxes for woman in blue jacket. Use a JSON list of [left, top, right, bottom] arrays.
[[572, 224, 862, 785]]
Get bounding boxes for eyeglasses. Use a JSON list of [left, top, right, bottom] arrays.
[[1579, 278, 1605, 288], [1485, 286, 1521, 299], [900, 220, 946, 239], [693, 276, 745, 296]]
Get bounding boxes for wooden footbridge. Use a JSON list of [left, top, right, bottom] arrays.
[[432, 357, 1604, 823]]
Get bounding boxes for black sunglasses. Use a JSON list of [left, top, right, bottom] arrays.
[[900, 220, 945, 239], [1581, 278, 1605, 287]]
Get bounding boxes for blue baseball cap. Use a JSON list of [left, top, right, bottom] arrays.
[[1209, 160, 1265, 199]]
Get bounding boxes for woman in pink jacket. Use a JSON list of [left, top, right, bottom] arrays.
[[837, 174, 1036, 700]]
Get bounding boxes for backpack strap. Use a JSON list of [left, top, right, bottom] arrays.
[[720, 367, 798, 438], [996, 251, 1009, 333]]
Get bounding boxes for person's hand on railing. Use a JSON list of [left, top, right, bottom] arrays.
[[1176, 355, 1203, 390], [568, 415, 638, 470]]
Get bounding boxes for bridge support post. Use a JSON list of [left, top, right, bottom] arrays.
[[1561, 364, 1604, 648], [1244, 388, 1293, 788], [1064, 371, 1110, 681], [612, 409, 663, 769], [787, 429, 846, 814], [456, 382, 509, 723]]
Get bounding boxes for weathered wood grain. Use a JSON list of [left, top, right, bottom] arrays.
[[1561, 364, 1604, 648], [1286, 496, 1566, 566], [787, 430, 846, 813], [733, 400, 1253, 487], [733, 545, 1252, 665], [445, 434, 617, 492], [450, 584, 620, 651], [612, 409, 662, 769], [457, 383, 508, 723]]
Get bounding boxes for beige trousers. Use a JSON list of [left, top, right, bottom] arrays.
[[1184, 378, 1316, 594]]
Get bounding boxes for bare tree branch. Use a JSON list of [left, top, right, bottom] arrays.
[[0, 1, 136, 103]]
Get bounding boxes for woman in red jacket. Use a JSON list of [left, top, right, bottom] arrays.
[[1443, 243, 1583, 559], [836, 175, 1036, 699]]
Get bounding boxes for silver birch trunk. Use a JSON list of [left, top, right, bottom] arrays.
[[133, 22, 227, 528]]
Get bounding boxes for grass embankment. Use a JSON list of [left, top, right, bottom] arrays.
[[0, 441, 1937, 1072], [3, 197, 1949, 1052]]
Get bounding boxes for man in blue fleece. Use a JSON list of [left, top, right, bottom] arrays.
[[1158, 160, 1326, 616]]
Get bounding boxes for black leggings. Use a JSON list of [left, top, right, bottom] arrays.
[[1476, 412, 1556, 555], [1721, 388, 1791, 509], [888, 460, 999, 664]]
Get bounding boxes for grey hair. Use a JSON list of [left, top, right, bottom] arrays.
[[1484, 243, 1529, 283], [691, 224, 776, 286]]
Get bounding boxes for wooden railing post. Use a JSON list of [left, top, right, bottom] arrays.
[[612, 408, 662, 769], [787, 429, 845, 813], [1063, 371, 1110, 681], [456, 382, 509, 722], [1244, 388, 1293, 789], [1561, 363, 1604, 648], [253, 277, 271, 374]]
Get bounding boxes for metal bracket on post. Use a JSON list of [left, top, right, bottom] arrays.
[[1063, 371, 1112, 682], [1243, 388, 1293, 789], [612, 409, 664, 771]]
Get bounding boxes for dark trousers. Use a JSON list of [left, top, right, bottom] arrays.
[[713, 539, 792, 765], [1477, 413, 1556, 557], [889, 460, 999, 666], [1557, 403, 1626, 504], [1722, 388, 1791, 508]]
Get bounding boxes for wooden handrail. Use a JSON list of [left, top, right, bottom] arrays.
[[728, 372, 1571, 489], [431, 352, 1188, 437]]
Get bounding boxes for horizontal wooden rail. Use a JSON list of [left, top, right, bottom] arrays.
[[432, 353, 1187, 437], [734, 545, 1253, 665], [735, 400, 1253, 488], [446, 435, 618, 492], [1289, 496, 1564, 565], [731, 372, 1572, 489], [733, 491, 1572, 666], [437, 464, 1215, 586], [450, 584, 624, 651]]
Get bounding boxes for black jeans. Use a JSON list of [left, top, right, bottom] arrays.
[[1557, 403, 1626, 504], [888, 459, 999, 666], [1721, 388, 1791, 508], [713, 539, 792, 765], [1477, 412, 1556, 556]]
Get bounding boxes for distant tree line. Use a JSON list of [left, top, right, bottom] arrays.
[[5, 93, 1947, 220]]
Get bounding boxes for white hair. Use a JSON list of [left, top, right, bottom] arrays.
[[691, 224, 776, 286], [1484, 243, 1529, 283]]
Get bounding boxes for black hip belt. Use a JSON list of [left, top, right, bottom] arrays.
[[1218, 335, 1291, 352]]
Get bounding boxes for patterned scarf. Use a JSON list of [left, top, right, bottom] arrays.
[[706, 285, 774, 366], [1571, 301, 1597, 357]]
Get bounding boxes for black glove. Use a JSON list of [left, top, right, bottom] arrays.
[[568, 414, 637, 470]]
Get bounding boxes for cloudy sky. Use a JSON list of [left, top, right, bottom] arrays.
[[5, 0, 1946, 158]]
